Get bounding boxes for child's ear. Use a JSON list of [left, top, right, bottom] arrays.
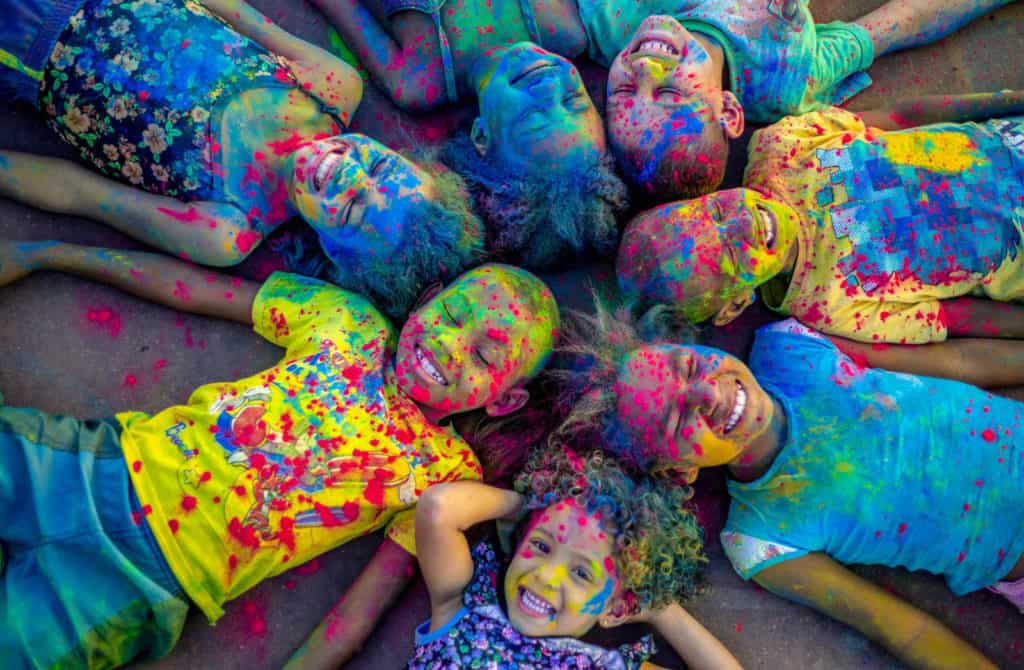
[[711, 288, 755, 326], [719, 90, 745, 140], [470, 118, 491, 157], [484, 386, 529, 417]]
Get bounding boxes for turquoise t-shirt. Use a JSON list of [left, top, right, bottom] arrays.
[[577, 0, 874, 122], [721, 320, 1024, 595]]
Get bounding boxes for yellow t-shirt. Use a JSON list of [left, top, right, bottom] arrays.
[[117, 273, 482, 622], [747, 109, 1024, 343]]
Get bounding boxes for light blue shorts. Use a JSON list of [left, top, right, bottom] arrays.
[[0, 405, 188, 669]]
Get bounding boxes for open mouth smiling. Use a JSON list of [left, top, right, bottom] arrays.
[[723, 381, 746, 434], [633, 38, 680, 57], [415, 344, 448, 386], [517, 586, 556, 619], [756, 205, 778, 248], [310, 142, 351, 192]]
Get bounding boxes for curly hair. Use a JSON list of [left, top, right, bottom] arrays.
[[283, 157, 485, 320], [549, 298, 696, 469], [441, 131, 629, 269], [514, 446, 706, 609]]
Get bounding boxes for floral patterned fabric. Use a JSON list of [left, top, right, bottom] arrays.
[[409, 541, 656, 670], [38, 0, 295, 200]]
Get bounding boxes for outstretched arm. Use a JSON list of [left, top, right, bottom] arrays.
[[0, 239, 257, 324], [284, 538, 416, 670], [827, 332, 1024, 388], [855, 0, 1012, 56], [415, 482, 525, 628], [199, 0, 362, 123], [0, 151, 259, 266], [629, 604, 743, 670], [855, 90, 1024, 130], [755, 553, 996, 670], [310, 0, 445, 112]]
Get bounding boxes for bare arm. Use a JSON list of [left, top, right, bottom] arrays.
[[309, 0, 444, 112], [283, 538, 416, 670], [856, 90, 1024, 130], [826, 332, 1024, 388], [0, 151, 259, 266], [855, 0, 1012, 56], [754, 553, 996, 670], [200, 0, 362, 122], [645, 604, 743, 670], [415, 482, 525, 628], [0, 239, 257, 324], [941, 296, 1024, 339]]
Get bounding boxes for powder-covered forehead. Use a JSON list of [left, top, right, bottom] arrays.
[[439, 263, 559, 375], [617, 198, 720, 297]]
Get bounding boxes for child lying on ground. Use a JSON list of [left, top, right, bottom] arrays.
[[0, 239, 557, 668], [0, 0, 482, 318], [599, 1, 1015, 198], [314, 0, 628, 268], [556, 302, 1024, 669], [411, 446, 742, 669], [617, 93, 1024, 355]]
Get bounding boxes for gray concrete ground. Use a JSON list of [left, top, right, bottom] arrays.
[[2, 0, 1024, 668]]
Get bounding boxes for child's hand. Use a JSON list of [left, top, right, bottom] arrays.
[[0, 239, 46, 287], [599, 592, 656, 627]]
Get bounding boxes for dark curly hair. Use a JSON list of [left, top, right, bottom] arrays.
[[441, 131, 629, 268], [283, 158, 485, 320], [514, 445, 706, 609], [549, 297, 696, 470]]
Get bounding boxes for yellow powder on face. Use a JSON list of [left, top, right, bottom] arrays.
[[879, 132, 988, 173]]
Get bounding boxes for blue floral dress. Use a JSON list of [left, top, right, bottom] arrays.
[[409, 542, 655, 669], [38, 0, 339, 202]]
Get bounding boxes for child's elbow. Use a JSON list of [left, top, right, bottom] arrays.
[[415, 483, 458, 527], [386, 72, 445, 114]]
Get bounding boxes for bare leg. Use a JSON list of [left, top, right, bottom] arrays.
[[855, 0, 1015, 56], [310, 0, 445, 111]]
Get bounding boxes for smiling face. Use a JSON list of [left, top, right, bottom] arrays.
[[615, 345, 775, 479], [617, 187, 799, 324], [394, 264, 557, 421], [473, 42, 606, 168], [504, 500, 620, 638], [288, 133, 437, 261], [605, 15, 741, 196]]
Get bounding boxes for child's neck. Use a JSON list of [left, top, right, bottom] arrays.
[[728, 396, 786, 482]]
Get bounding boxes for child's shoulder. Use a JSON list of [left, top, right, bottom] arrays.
[[754, 107, 867, 144]]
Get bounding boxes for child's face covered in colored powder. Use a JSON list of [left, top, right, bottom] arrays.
[[395, 265, 555, 420], [615, 344, 776, 480], [473, 43, 606, 168], [617, 187, 799, 324], [289, 133, 437, 263], [605, 15, 742, 194], [504, 500, 620, 638]]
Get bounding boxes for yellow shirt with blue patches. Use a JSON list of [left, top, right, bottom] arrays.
[[117, 273, 482, 622], [748, 108, 1024, 343]]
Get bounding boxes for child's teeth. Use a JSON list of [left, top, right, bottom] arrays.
[[315, 154, 340, 191], [638, 39, 678, 55], [415, 346, 446, 385], [522, 589, 553, 615], [725, 384, 746, 433]]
